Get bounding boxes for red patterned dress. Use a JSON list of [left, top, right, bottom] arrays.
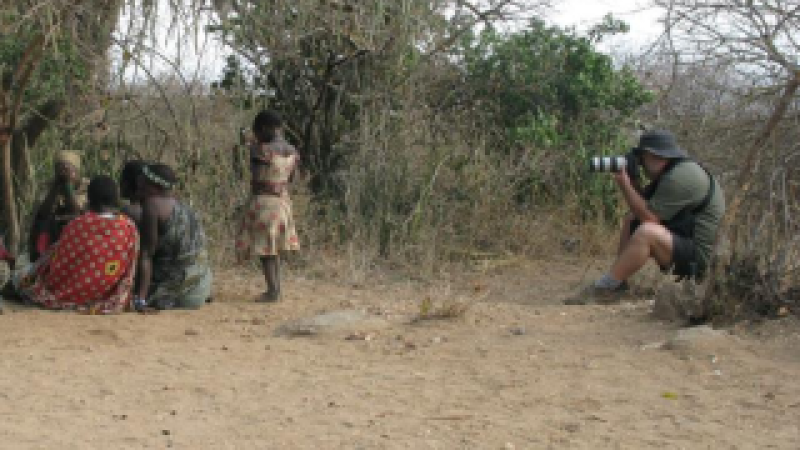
[[17, 211, 139, 314]]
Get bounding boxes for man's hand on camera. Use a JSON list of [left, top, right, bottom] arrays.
[[612, 168, 631, 187]]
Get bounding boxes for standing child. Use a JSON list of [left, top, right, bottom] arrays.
[[236, 110, 300, 302]]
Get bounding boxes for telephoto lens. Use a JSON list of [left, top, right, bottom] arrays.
[[589, 155, 628, 172]]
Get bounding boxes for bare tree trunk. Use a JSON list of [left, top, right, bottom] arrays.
[[11, 100, 65, 191], [0, 131, 18, 255]]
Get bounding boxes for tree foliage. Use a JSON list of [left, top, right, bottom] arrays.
[[460, 19, 650, 137], [456, 19, 653, 212]]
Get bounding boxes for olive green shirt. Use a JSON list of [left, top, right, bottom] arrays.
[[646, 161, 726, 267]]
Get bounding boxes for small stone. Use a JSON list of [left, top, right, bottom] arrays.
[[561, 237, 580, 253], [345, 332, 373, 341], [184, 329, 199, 336], [663, 325, 727, 353], [562, 423, 581, 433], [509, 327, 526, 336], [162, 430, 171, 436], [639, 342, 665, 351]]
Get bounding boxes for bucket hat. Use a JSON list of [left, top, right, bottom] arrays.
[[635, 130, 687, 159]]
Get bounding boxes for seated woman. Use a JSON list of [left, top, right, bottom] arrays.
[[14, 175, 139, 314], [28, 150, 88, 262], [119, 159, 146, 225], [0, 237, 13, 313], [134, 163, 212, 310]]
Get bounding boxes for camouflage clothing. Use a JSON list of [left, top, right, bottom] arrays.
[[148, 201, 212, 309]]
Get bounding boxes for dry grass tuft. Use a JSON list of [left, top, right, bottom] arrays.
[[411, 295, 470, 322]]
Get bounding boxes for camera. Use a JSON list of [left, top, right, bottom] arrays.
[[588, 149, 642, 182], [589, 155, 627, 172], [589, 150, 638, 172], [589, 148, 641, 183]]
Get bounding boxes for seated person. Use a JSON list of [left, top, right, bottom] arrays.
[[29, 150, 88, 262], [119, 160, 146, 225], [566, 130, 726, 305], [14, 175, 139, 314], [134, 163, 212, 310], [0, 237, 13, 313], [0, 236, 14, 282]]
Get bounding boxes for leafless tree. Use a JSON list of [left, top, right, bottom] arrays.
[[648, 0, 800, 315]]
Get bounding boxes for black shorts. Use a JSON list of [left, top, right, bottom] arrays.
[[667, 233, 701, 278], [630, 219, 702, 278]]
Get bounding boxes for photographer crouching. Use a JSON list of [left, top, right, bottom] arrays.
[[565, 130, 726, 305]]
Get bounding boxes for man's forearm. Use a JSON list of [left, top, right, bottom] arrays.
[[619, 182, 658, 223]]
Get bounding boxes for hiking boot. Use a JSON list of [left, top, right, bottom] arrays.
[[564, 281, 629, 305]]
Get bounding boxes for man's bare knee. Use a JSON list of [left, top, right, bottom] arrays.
[[633, 222, 669, 241], [631, 222, 673, 264]]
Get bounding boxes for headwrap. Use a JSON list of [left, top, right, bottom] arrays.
[[142, 165, 175, 190], [55, 150, 82, 171]]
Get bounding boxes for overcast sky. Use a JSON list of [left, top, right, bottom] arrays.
[[552, 0, 662, 52]]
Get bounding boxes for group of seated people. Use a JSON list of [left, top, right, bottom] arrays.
[[0, 151, 212, 314]]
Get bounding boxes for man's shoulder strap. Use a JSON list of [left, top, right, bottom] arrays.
[[643, 158, 687, 198], [645, 159, 714, 210], [693, 165, 715, 214]]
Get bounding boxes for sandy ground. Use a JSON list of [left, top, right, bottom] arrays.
[[1, 257, 799, 449]]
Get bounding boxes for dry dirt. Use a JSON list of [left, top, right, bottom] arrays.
[[1, 257, 799, 449]]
